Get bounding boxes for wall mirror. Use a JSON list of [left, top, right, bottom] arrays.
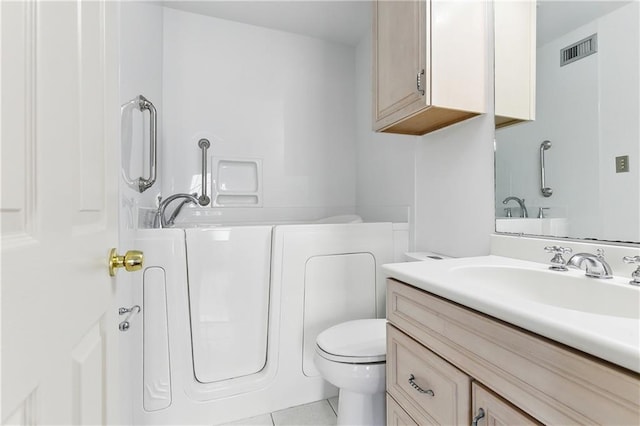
[[495, 0, 639, 243]]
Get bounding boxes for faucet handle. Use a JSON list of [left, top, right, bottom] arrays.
[[623, 255, 640, 264], [537, 207, 550, 219], [544, 246, 572, 271], [544, 245, 572, 254], [623, 256, 640, 286]]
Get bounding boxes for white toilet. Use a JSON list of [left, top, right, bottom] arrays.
[[314, 318, 387, 426]]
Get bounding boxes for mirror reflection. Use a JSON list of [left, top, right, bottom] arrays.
[[495, 1, 639, 243]]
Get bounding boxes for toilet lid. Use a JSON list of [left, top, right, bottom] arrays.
[[316, 319, 386, 363]]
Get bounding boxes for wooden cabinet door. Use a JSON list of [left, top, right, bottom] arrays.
[[387, 394, 420, 426], [494, 0, 536, 127], [472, 383, 542, 426], [373, 0, 428, 130]]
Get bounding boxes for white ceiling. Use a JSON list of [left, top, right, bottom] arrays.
[[161, 1, 633, 49], [162, 0, 372, 46], [537, 0, 632, 46]]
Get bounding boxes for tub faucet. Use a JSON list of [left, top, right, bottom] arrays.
[[567, 249, 613, 279], [502, 196, 528, 218], [154, 193, 199, 228]]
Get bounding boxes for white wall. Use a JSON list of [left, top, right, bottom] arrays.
[[161, 8, 358, 220], [119, 0, 164, 230], [598, 3, 640, 242], [414, 115, 496, 257], [496, 2, 639, 242], [354, 33, 417, 226], [354, 11, 495, 258], [122, 3, 498, 256]]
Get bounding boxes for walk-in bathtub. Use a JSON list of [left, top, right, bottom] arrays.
[[125, 217, 408, 425]]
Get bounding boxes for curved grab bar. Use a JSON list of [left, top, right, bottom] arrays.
[[136, 95, 157, 193], [540, 140, 553, 197], [197, 139, 211, 206]]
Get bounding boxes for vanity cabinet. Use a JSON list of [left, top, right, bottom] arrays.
[[372, 0, 487, 135], [494, 0, 536, 128], [386, 278, 640, 425]]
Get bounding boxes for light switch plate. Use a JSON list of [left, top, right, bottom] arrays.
[[616, 155, 629, 173]]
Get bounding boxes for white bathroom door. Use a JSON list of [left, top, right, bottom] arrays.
[[1, 1, 121, 424]]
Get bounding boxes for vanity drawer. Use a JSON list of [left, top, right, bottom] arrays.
[[387, 324, 471, 425], [386, 278, 640, 425]]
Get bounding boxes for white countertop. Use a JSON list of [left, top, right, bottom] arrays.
[[382, 255, 640, 373]]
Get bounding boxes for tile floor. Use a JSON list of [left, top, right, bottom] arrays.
[[219, 397, 339, 426]]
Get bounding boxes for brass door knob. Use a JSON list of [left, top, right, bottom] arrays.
[[109, 248, 144, 276]]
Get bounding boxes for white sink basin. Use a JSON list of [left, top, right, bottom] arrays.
[[381, 255, 640, 372], [448, 265, 639, 319]]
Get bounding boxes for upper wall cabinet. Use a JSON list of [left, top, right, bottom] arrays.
[[373, 0, 488, 135], [494, 0, 536, 128]]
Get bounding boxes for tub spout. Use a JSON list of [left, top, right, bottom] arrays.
[[154, 193, 199, 228]]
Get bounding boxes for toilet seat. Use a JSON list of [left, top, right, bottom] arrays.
[[315, 319, 386, 364]]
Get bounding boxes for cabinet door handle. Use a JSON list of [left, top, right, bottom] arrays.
[[471, 408, 485, 426], [408, 374, 434, 396], [416, 69, 425, 96]]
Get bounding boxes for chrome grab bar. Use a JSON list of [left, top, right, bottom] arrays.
[[197, 139, 211, 206], [136, 95, 157, 193], [540, 140, 553, 197]]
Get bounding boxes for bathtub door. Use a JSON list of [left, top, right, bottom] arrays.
[[185, 227, 273, 384], [1, 1, 120, 424]]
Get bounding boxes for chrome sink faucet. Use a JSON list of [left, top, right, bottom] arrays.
[[567, 249, 613, 279], [154, 193, 199, 228], [502, 196, 528, 218]]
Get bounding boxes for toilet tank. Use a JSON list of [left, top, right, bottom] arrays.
[[404, 251, 451, 261]]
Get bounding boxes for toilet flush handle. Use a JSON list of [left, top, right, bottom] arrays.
[[408, 374, 435, 397]]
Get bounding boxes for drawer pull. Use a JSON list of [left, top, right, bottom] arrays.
[[471, 408, 485, 426], [408, 374, 435, 396]]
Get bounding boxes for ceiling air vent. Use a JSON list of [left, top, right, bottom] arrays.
[[561, 34, 597, 67]]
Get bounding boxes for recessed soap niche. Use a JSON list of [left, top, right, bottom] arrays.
[[211, 157, 263, 207]]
